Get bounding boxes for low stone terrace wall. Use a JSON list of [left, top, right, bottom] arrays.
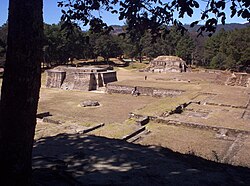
[[107, 84, 184, 97]]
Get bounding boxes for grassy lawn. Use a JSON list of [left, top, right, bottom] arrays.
[[133, 92, 198, 116], [142, 122, 233, 162], [89, 121, 139, 139], [2, 64, 249, 167], [38, 87, 158, 125], [124, 62, 148, 70]]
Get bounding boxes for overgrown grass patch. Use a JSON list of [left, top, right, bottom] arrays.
[[133, 92, 198, 116], [142, 122, 232, 162], [89, 122, 138, 139], [78, 122, 96, 127], [124, 118, 137, 125], [124, 62, 148, 70]]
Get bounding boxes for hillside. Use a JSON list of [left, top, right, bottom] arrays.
[[110, 23, 250, 35]]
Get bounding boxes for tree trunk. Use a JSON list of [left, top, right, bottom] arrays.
[[0, 0, 43, 185], [139, 52, 142, 63]]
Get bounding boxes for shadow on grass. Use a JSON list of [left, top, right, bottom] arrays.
[[33, 133, 250, 185]]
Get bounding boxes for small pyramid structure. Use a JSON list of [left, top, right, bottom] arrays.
[[149, 56, 188, 72]]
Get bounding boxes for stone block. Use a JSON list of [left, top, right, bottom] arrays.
[[46, 70, 66, 88]]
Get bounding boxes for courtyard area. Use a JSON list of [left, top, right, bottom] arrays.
[[36, 67, 250, 167], [1, 66, 250, 185]]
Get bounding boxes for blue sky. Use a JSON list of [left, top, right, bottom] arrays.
[[0, 0, 248, 27]]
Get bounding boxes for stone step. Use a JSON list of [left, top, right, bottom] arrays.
[[122, 127, 146, 141], [127, 130, 151, 143]]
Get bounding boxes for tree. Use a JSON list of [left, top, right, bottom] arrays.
[[190, 32, 207, 66], [0, 0, 43, 185], [210, 52, 227, 69], [93, 34, 122, 62], [175, 34, 195, 64], [118, 35, 138, 60], [141, 32, 162, 60], [138, 26, 195, 63], [121, 23, 147, 63], [204, 27, 250, 71], [44, 23, 88, 66], [0, 23, 8, 62], [204, 29, 227, 66], [225, 27, 250, 71], [59, 0, 250, 38]]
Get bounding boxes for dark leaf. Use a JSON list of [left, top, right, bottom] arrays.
[[237, 9, 243, 17], [242, 9, 250, 19], [57, 1, 63, 7], [221, 16, 226, 25], [193, 1, 199, 8], [190, 21, 199, 27], [231, 9, 237, 18], [216, 1, 225, 10], [111, 10, 118, 14], [187, 8, 194, 17], [61, 9, 66, 14], [218, 12, 225, 17]]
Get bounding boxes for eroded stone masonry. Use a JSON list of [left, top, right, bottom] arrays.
[[46, 66, 117, 91], [147, 55, 189, 73]]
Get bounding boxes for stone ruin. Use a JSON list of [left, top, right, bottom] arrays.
[[107, 84, 184, 97], [148, 56, 250, 87], [46, 66, 117, 91], [225, 72, 250, 87], [148, 56, 189, 73], [80, 100, 100, 107]]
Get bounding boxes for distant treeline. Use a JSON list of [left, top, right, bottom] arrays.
[[203, 27, 250, 72], [0, 23, 249, 71]]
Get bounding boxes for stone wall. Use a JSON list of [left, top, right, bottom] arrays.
[[107, 84, 184, 97], [60, 72, 91, 91], [102, 71, 118, 84], [46, 70, 66, 88], [55, 66, 107, 73], [225, 73, 250, 87], [107, 84, 134, 94], [46, 66, 117, 91]]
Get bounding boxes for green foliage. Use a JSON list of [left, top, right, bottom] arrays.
[[118, 36, 137, 59], [140, 27, 195, 63], [44, 23, 123, 65], [58, 0, 249, 66], [205, 27, 250, 71], [210, 52, 227, 69], [59, 0, 250, 39], [44, 23, 89, 65], [124, 62, 148, 70], [0, 24, 7, 58], [175, 33, 195, 63], [92, 33, 123, 62]]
